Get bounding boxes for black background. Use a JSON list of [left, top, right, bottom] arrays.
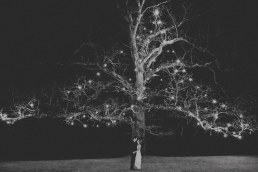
[[0, 0, 258, 160]]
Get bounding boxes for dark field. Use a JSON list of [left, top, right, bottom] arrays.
[[1, 156, 258, 172]]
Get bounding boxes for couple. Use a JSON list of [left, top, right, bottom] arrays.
[[130, 137, 142, 170]]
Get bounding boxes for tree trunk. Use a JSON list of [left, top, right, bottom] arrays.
[[131, 68, 146, 152]]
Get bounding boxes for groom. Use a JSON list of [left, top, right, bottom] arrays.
[[130, 137, 138, 170]]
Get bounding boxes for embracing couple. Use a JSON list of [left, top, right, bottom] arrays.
[[130, 137, 142, 170]]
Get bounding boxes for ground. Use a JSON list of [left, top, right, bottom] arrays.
[[0, 156, 258, 172]]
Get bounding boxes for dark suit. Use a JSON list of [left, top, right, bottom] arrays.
[[130, 140, 138, 170]]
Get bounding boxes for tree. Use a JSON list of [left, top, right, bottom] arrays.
[[0, 0, 257, 149]]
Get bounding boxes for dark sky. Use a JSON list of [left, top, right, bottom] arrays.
[[0, 0, 258, 98]]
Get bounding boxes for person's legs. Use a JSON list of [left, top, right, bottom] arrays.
[[130, 153, 136, 170]]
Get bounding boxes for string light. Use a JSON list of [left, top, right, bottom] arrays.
[[103, 63, 107, 67], [71, 122, 74, 126], [157, 20, 162, 25], [176, 59, 180, 63], [129, 78, 132, 81], [182, 69, 186, 73], [77, 85, 82, 90], [120, 50, 124, 54], [189, 78, 193, 82], [96, 72, 101, 76], [83, 124, 88, 128], [154, 9, 160, 16], [29, 103, 34, 108], [88, 80, 92, 84], [212, 99, 217, 104], [67, 90, 70, 94]]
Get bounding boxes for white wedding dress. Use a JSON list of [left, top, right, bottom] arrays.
[[134, 144, 142, 170]]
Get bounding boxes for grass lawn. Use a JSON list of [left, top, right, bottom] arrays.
[[0, 155, 258, 172]]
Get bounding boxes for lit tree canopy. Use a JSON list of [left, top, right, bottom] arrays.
[[0, 0, 257, 140]]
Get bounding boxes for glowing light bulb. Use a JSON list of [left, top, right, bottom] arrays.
[[223, 133, 228, 138], [157, 20, 162, 25], [67, 90, 70, 94], [212, 99, 217, 104], [166, 50, 170, 53], [103, 63, 107, 67], [71, 122, 74, 126], [227, 123, 232, 127], [154, 9, 160, 16], [77, 85, 82, 90], [106, 104, 110, 108], [29, 103, 34, 108], [189, 78, 193, 82], [88, 80, 92, 84], [171, 96, 175, 100], [160, 78, 163, 81], [174, 69, 178, 73], [182, 69, 186, 73], [83, 124, 88, 128], [96, 124, 99, 128], [176, 59, 180, 63], [221, 104, 226, 108], [129, 78, 132, 81], [96, 72, 101, 76], [239, 114, 243, 118], [122, 88, 126, 91], [120, 50, 124, 54], [82, 115, 86, 118]]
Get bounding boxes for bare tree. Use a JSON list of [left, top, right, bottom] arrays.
[[1, 0, 257, 145]]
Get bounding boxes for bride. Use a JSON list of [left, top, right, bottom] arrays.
[[134, 139, 142, 170]]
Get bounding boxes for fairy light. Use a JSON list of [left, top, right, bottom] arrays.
[[182, 69, 186, 73], [67, 90, 70, 94], [29, 103, 34, 108], [129, 78, 132, 82], [103, 63, 107, 67], [221, 104, 226, 108], [154, 9, 160, 16], [189, 78, 193, 82], [160, 78, 163, 81], [223, 133, 228, 138], [96, 72, 101, 76], [88, 80, 92, 84], [239, 114, 243, 118], [227, 123, 232, 127], [157, 20, 162, 25], [83, 124, 88, 128], [71, 122, 74, 126], [212, 99, 217, 104], [77, 85, 82, 90], [120, 50, 124, 54], [174, 69, 178, 73], [176, 59, 181, 63], [82, 115, 86, 118]]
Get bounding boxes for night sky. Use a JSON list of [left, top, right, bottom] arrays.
[[1, 0, 258, 99], [0, 0, 258, 160]]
